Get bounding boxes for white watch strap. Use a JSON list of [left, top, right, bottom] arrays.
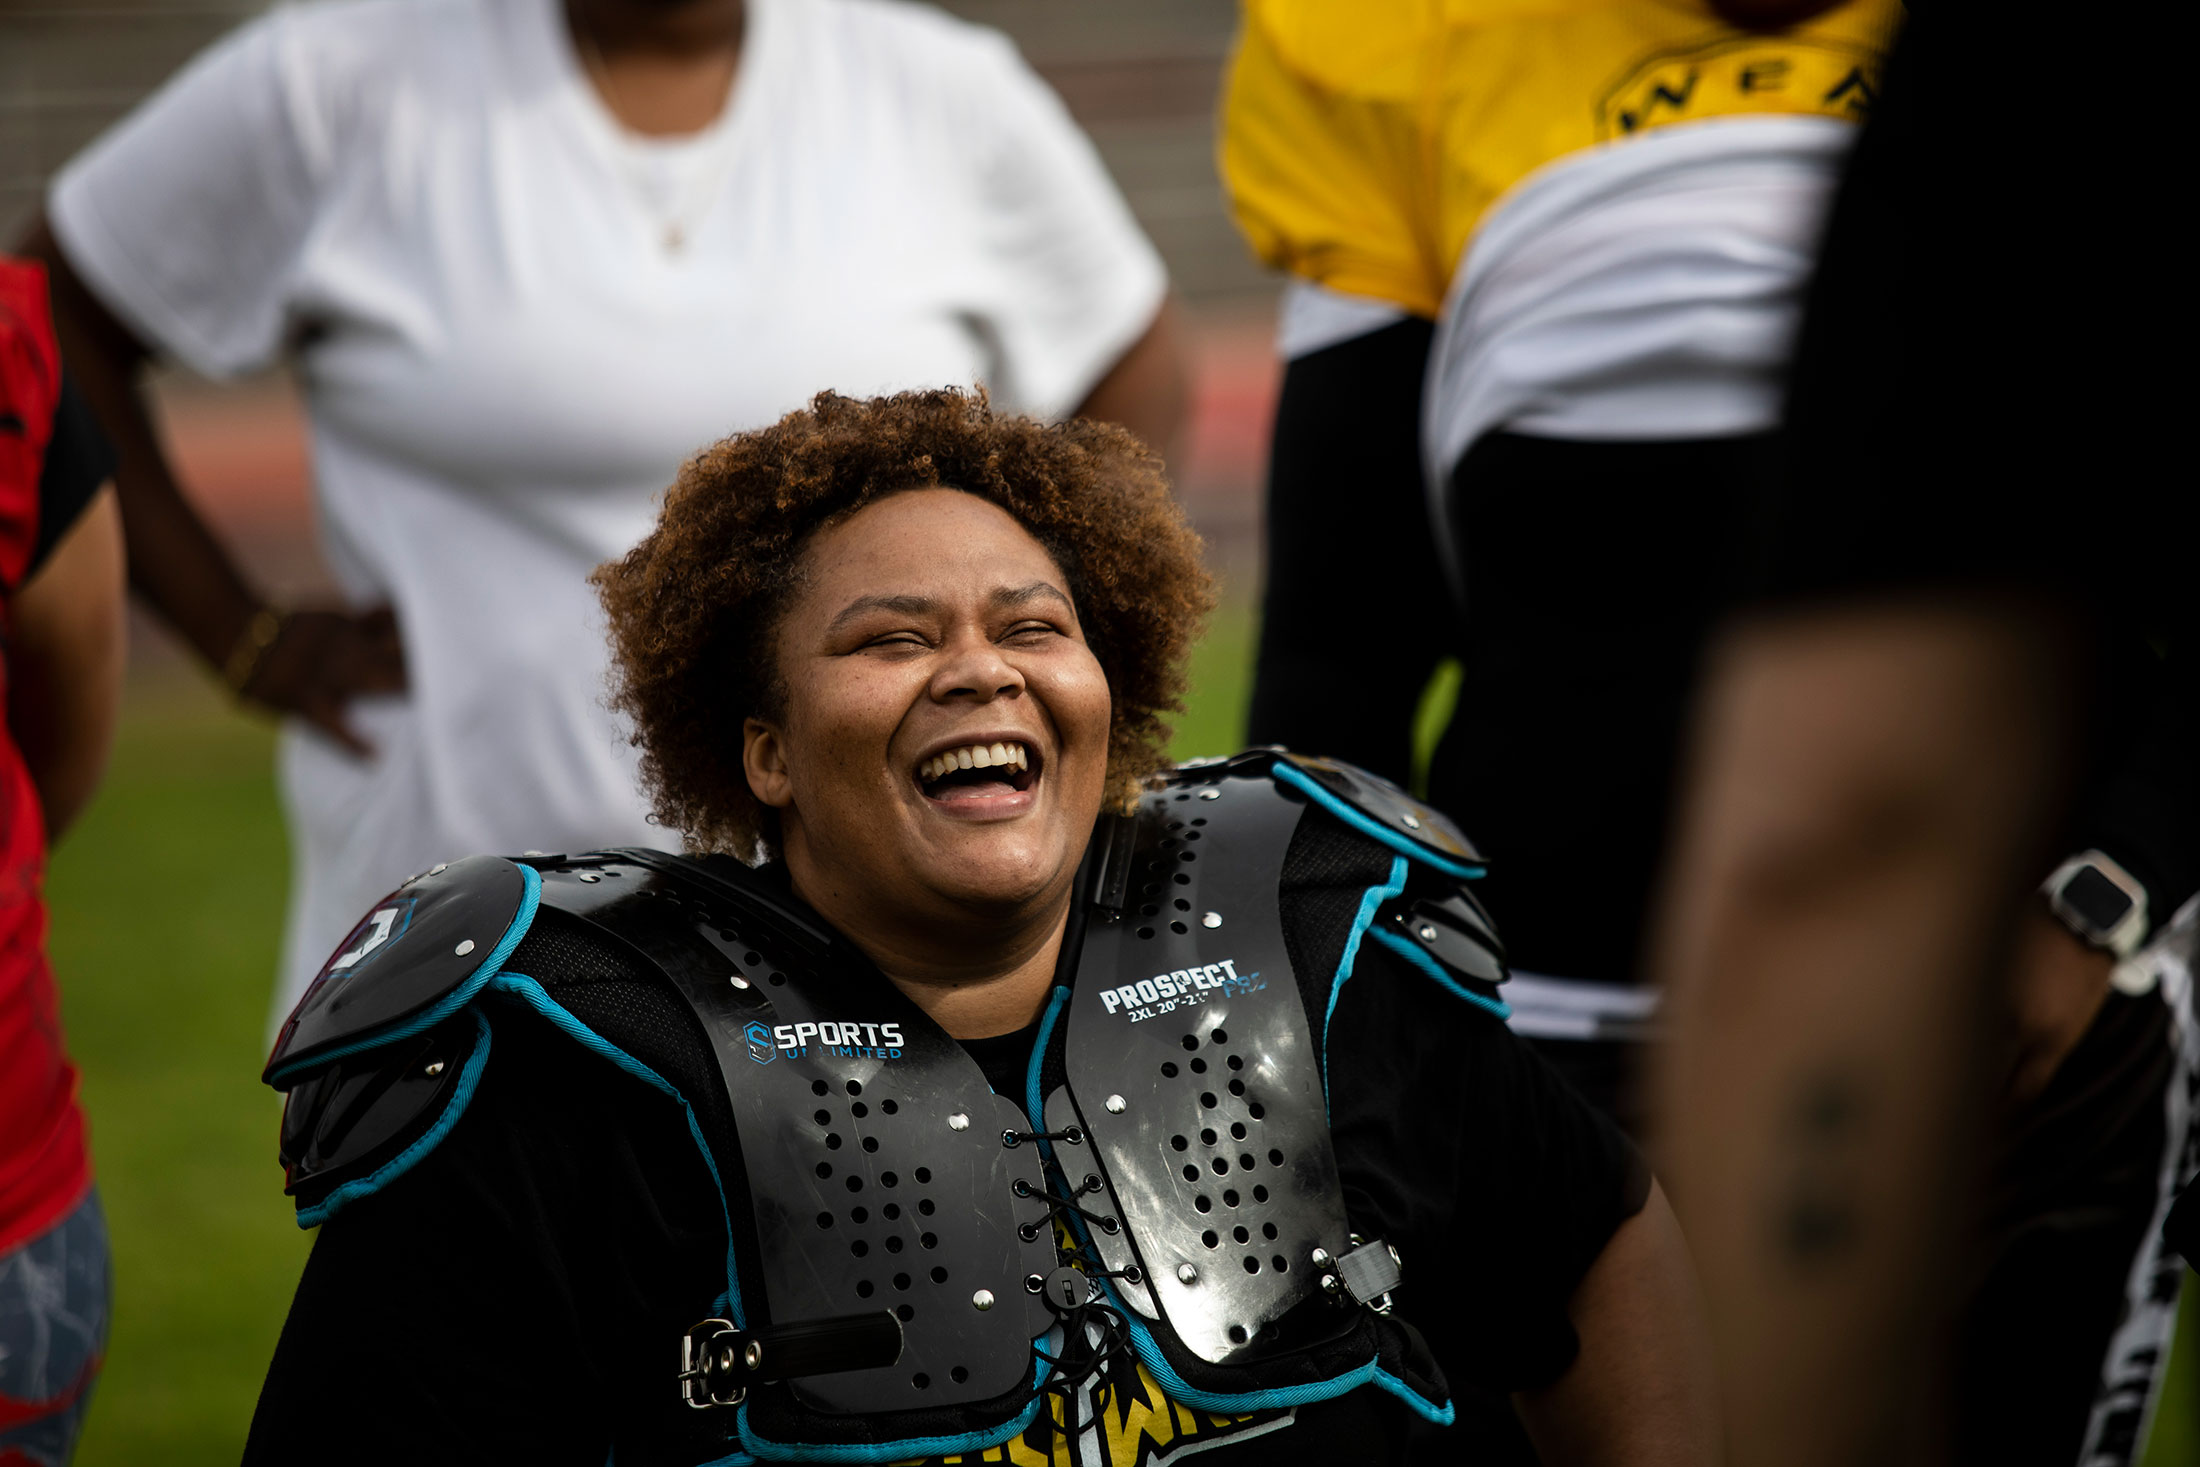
[[2043, 849, 2151, 960]]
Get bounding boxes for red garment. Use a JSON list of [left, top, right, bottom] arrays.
[[0, 258, 92, 1255]]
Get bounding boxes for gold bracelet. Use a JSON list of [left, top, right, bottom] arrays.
[[222, 606, 289, 695]]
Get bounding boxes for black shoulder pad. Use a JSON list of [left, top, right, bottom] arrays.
[[277, 1011, 489, 1221], [264, 854, 538, 1086], [1262, 751, 1485, 876], [1380, 884, 1507, 987], [522, 847, 833, 991]]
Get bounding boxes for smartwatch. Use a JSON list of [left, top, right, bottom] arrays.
[[2042, 849, 2150, 960]]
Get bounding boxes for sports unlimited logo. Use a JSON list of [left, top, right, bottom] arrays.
[[1098, 958, 1263, 1024], [744, 1019, 908, 1064], [743, 1022, 777, 1065]]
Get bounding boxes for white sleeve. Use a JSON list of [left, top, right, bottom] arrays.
[[48, 11, 325, 378], [963, 35, 1168, 420]]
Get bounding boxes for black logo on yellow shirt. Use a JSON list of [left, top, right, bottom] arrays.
[[1597, 34, 1883, 140]]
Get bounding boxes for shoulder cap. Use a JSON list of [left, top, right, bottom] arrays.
[[1258, 751, 1484, 878], [264, 854, 537, 1085]]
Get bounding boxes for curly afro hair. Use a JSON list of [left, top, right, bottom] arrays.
[[593, 388, 1215, 856]]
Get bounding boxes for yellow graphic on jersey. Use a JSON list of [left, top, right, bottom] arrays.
[[897, 1357, 1291, 1466], [1221, 0, 1900, 318]]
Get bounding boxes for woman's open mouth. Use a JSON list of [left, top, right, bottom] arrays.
[[916, 740, 1039, 805]]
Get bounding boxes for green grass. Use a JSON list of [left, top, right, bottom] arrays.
[[42, 621, 2200, 1464]]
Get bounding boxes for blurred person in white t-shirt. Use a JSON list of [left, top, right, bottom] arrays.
[[23, 0, 1186, 1033]]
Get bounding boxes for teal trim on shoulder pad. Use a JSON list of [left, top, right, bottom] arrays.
[[1367, 927, 1511, 1021], [487, 971, 748, 1329], [734, 1361, 1049, 1463], [1102, 1281, 1438, 1421], [1270, 762, 1485, 881], [1320, 857, 1409, 1122], [269, 864, 543, 1087], [1024, 984, 1072, 1146], [1371, 1366, 1456, 1425], [296, 1006, 493, 1229]]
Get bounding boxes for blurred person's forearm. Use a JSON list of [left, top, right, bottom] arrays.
[[1074, 297, 1190, 468], [19, 214, 267, 672], [5, 485, 125, 843], [1652, 598, 2078, 1467]]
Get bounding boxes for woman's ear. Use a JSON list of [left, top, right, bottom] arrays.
[[743, 718, 794, 810]]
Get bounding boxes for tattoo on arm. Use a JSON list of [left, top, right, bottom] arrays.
[[1775, 1067, 1868, 1266]]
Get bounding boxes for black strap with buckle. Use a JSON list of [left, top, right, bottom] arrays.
[[679, 1312, 906, 1409]]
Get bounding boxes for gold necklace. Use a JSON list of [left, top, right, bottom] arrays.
[[574, 29, 740, 255]]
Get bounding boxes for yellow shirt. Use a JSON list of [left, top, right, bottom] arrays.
[[1221, 0, 1902, 319]]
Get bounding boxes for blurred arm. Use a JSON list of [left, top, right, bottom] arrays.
[[1072, 297, 1190, 467], [1652, 599, 2076, 1467], [4, 484, 124, 843], [20, 215, 263, 675], [1515, 1182, 1723, 1467], [19, 214, 404, 753]]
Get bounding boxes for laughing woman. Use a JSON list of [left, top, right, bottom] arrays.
[[247, 390, 1716, 1466]]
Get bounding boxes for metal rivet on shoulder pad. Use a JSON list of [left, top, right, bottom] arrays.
[[729, 974, 750, 990], [1177, 1263, 1199, 1285], [1311, 1247, 1331, 1268], [1104, 1094, 1126, 1114], [1417, 924, 1438, 942], [1202, 912, 1223, 929], [454, 939, 476, 957], [578, 873, 600, 883], [972, 1289, 995, 1311], [431, 863, 448, 875], [1198, 789, 1221, 800], [523, 850, 549, 857], [1400, 813, 1422, 830], [948, 1113, 970, 1132], [424, 1061, 444, 1078]]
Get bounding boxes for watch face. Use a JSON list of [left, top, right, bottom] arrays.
[[2063, 865, 2135, 933]]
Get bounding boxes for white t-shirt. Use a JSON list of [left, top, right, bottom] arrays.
[[1421, 116, 1854, 486], [51, 0, 1166, 1022]]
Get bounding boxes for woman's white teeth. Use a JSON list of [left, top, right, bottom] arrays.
[[921, 743, 1030, 781]]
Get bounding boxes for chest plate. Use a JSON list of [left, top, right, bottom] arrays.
[[531, 855, 1057, 1415], [1049, 759, 1351, 1365], [541, 763, 1369, 1411]]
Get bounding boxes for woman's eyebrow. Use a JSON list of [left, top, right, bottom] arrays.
[[825, 582, 1070, 635], [991, 581, 1073, 612], [826, 593, 935, 633]]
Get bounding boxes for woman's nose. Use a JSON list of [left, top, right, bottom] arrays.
[[930, 634, 1025, 702]]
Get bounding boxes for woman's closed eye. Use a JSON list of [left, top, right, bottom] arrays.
[[1001, 620, 1066, 645], [857, 629, 935, 654]]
